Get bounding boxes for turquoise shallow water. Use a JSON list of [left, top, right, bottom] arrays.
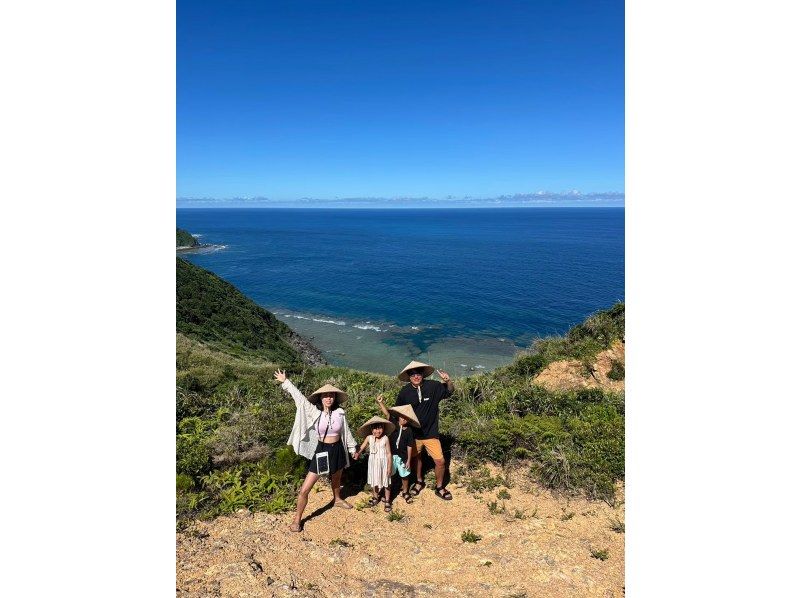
[[177, 208, 624, 375]]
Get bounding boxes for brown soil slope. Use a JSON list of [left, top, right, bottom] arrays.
[[177, 463, 624, 597], [533, 340, 625, 393]]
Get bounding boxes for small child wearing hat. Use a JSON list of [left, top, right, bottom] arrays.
[[353, 415, 395, 512], [376, 395, 419, 504]]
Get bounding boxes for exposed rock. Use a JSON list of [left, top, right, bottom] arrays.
[[533, 341, 625, 393]]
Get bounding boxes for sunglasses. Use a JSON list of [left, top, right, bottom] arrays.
[[407, 370, 423, 377]]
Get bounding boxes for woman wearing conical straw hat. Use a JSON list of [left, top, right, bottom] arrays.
[[274, 370, 359, 532], [394, 361, 455, 500]]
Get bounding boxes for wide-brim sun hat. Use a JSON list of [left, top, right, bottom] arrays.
[[397, 360, 435, 382], [307, 383, 349, 405], [357, 416, 396, 438], [388, 404, 421, 428]]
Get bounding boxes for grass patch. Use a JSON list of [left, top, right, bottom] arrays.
[[461, 530, 482, 543], [590, 548, 609, 561], [387, 510, 405, 522], [610, 517, 625, 533], [497, 488, 511, 500], [560, 510, 575, 521], [487, 500, 504, 515], [330, 538, 353, 548]]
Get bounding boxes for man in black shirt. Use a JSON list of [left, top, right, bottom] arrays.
[[395, 360, 455, 500]]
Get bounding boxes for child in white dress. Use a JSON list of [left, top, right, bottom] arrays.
[[354, 416, 395, 512]]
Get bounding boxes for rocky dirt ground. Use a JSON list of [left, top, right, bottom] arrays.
[[177, 463, 624, 597]]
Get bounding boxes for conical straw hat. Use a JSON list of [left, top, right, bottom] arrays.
[[357, 416, 396, 438], [307, 383, 348, 404], [397, 360, 435, 382], [388, 404, 420, 427]]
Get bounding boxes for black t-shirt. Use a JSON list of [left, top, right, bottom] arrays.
[[387, 416, 414, 457], [395, 379, 452, 439]]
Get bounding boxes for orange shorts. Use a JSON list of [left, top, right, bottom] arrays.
[[414, 438, 444, 461]]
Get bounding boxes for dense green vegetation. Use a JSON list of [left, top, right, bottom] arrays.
[[176, 260, 625, 525], [177, 257, 304, 364], [177, 228, 199, 247]]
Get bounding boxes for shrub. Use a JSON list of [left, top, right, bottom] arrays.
[[176, 423, 212, 478], [387, 510, 405, 522], [607, 360, 625, 381], [176, 473, 194, 492]]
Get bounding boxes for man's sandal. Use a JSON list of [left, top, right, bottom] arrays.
[[367, 496, 381, 507], [400, 491, 413, 504], [383, 499, 393, 513], [434, 486, 453, 501], [410, 480, 425, 496]]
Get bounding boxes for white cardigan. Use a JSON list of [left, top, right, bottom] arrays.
[[282, 379, 358, 463]]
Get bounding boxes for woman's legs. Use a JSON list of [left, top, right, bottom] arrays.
[[330, 469, 351, 507], [291, 471, 319, 529]]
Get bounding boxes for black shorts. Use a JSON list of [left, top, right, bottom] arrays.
[[308, 440, 348, 475]]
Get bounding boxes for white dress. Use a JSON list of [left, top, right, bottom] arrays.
[[366, 435, 391, 489]]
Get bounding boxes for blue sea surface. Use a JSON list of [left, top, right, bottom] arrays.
[[177, 208, 624, 370]]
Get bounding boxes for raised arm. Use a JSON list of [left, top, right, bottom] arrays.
[[376, 394, 390, 418], [274, 370, 318, 419]]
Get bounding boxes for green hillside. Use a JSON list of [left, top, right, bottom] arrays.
[[175, 261, 625, 525], [176, 257, 304, 364], [177, 228, 199, 247]]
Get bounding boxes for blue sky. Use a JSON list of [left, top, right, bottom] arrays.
[[178, 0, 623, 205]]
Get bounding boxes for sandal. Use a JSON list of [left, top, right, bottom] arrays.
[[409, 480, 425, 496], [383, 499, 392, 513], [400, 491, 413, 504], [367, 496, 381, 507], [434, 486, 453, 501]]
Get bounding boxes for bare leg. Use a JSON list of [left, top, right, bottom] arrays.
[[331, 469, 351, 508], [401, 477, 409, 494], [415, 450, 424, 484], [434, 458, 446, 489], [291, 471, 319, 529]]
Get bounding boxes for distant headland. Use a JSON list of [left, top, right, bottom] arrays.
[[176, 228, 225, 253]]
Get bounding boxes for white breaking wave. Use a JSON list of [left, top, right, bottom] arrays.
[[312, 318, 346, 325], [353, 324, 382, 332]]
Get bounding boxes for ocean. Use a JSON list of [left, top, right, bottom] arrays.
[[176, 208, 624, 376]]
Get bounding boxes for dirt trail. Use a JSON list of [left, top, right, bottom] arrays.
[[177, 463, 624, 597]]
